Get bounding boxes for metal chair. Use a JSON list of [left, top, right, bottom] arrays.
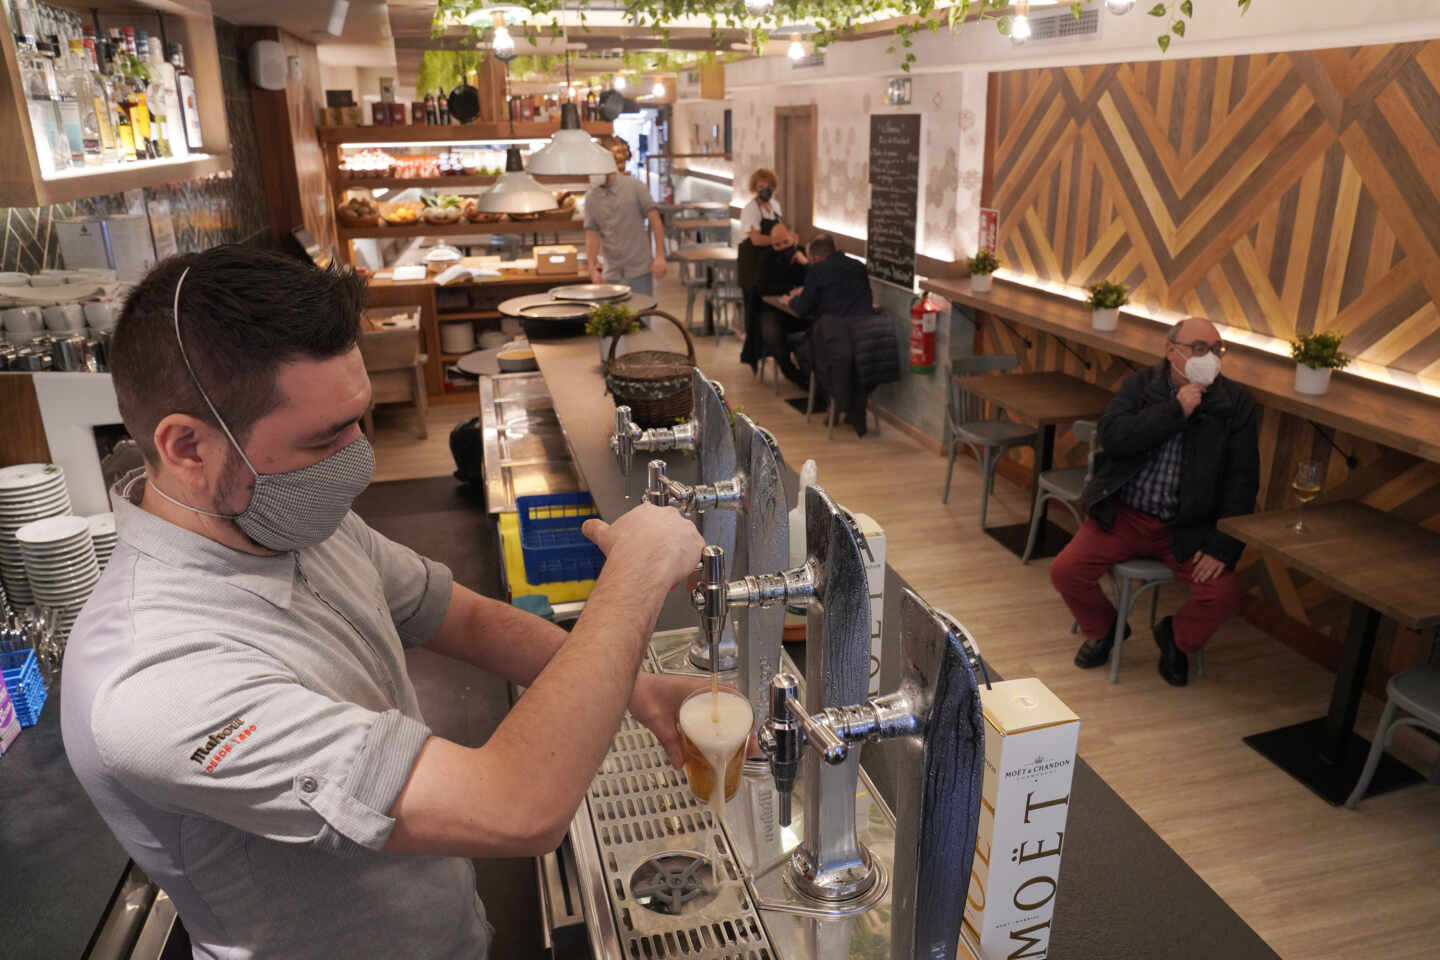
[[942, 355, 1039, 526], [1346, 661, 1440, 808], [706, 284, 744, 346], [1021, 421, 1099, 564], [1097, 558, 1205, 684], [679, 259, 709, 331], [806, 370, 881, 440]]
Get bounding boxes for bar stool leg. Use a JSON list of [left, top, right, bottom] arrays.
[[1109, 577, 1132, 684], [1345, 699, 1399, 808], [806, 372, 817, 423]]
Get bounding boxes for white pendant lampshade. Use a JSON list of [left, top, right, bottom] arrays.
[[528, 103, 617, 176], [477, 147, 559, 214]]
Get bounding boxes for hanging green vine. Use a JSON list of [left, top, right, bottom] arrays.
[[431, 0, 1259, 72], [416, 49, 488, 94]]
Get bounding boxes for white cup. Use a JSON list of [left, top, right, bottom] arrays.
[[43, 303, 86, 333], [83, 300, 116, 330], [2, 306, 44, 334]]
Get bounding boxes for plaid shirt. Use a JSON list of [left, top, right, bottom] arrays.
[[1122, 429, 1184, 520]]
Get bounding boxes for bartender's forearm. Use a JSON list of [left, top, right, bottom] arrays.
[[426, 585, 568, 685]]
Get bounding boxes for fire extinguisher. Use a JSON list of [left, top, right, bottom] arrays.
[[910, 293, 940, 373]]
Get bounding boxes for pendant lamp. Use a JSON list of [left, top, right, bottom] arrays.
[[528, 103, 617, 176], [477, 147, 558, 214]]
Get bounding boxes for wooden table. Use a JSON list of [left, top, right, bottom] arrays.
[[1220, 502, 1440, 804], [670, 246, 738, 335], [954, 370, 1115, 558]]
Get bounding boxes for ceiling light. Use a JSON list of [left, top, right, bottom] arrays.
[[787, 36, 804, 61], [1104, 0, 1136, 12], [1011, 14, 1031, 43], [744, 0, 773, 15], [477, 147, 559, 214], [613, 74, 626, 91], [324, 0, 349, 37], [528, 102, 617, 175], [492, 25, 516, 61], [461, 4, 531, 26], [652, 79, 666, 98]]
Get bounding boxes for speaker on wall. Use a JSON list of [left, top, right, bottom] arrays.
[[248, 40, 286, 91]]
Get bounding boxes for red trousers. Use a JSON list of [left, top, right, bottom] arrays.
[[1049, 506, 1241, 654]]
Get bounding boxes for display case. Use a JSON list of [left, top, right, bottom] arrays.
[[0, 0, 231, 207], [319, 121, 612, 261]]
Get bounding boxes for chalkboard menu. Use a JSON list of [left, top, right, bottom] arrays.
[[867, 114, 922, 289]]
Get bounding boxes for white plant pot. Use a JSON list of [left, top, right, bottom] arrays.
[[1091, 307, 1120, 331], [1294, 364, 1332, 396], [599, 334, 630, 365], [970, 274, 993, 293]]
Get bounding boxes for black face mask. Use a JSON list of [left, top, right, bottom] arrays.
[[757, 187, 774, 202]]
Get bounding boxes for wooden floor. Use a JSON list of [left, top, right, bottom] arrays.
[[368, 275, 1440, 960]]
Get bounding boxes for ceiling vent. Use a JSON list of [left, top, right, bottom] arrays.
[[1026, 7, 1101, 44]]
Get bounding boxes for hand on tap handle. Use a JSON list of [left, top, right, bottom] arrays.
[[581, 502, 706, 592]]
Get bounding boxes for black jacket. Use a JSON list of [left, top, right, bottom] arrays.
[[789, 253, 873, 320], [1083, 362, 1259, 567], [810, 311, 900, 436]]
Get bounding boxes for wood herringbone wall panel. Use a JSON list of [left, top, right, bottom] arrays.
[[989, 42, 1440, 382]]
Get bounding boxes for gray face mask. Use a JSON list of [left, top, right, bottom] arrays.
[[148, 266, 374, 553]]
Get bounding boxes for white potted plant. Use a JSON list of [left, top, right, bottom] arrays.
[[1087, 279, 1128, 331], [587, 301, 642, 367], [968, 250, 999, 293], [1290, 330, 1350, 396]]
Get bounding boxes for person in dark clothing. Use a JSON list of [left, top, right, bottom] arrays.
[[1049, 316, 1259, 687], [739, 222, 807, 376], [780, 233, 873, 320]]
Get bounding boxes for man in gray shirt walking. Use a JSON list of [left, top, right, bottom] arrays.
[[584, 135, 667, 295], [61, 246, 708, 959]]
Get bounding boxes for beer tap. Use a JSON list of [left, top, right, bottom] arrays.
[[691, 483, 878, 902], [644, 459, 743, 516], [766, 589, 987, 960], [609, 404, 698, 479]]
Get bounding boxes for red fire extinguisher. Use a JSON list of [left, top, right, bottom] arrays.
[[910, 294, 940, 373]]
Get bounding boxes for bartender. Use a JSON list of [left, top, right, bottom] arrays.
[[61, 246, 709, 959]]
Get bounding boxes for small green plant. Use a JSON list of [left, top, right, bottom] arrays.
[[1290, 331, 1351, 370], [585, 302, 641, 339], [968, 250, 1000, 276], [1087, 280, 1129, 310]]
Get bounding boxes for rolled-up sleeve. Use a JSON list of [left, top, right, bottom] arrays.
[[91, 644, 431, 856], [342, 513, 453, 646]]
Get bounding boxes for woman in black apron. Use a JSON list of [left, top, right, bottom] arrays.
[[739, 169, 802, 369]]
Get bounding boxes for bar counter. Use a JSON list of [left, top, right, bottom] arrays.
[[527, 331, 1281, 960]]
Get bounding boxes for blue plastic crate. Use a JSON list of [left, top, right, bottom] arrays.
[[1, 649, 47, 728], [515, 493, 606, 585]]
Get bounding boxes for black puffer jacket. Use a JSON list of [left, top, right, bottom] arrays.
[[810, 311, 900, 436], [1082, 362, 1259, 566]]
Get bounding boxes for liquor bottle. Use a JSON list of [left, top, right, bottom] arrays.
[[60, 38, 106, 165], [80, 34, 118, 163], [151, 39, 187, 158], [136, 31, 170, 157], [13, 26, 71, 175], [169, 43, 203, 151], [121, 36, 156, 158], [50, 42, 87, 166], [436, 88, 449, 125], [105, 40, 138, 163], [424, 89, 437, 125]]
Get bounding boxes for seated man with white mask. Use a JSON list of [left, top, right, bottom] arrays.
[[1049, 316, 1259, 687], [61, 246, 710, 959]]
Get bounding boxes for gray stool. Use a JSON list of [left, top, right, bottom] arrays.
[[1104, 558, 1205, 684], [1345, 663, 1440, 808]]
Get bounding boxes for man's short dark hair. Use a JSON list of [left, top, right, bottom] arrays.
[[111, 245, 365, 464], [808, 232, 837, 260]]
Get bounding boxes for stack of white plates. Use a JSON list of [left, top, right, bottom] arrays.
[[0, 463, 72, 607], [16, 515, 99, 642], [88, 513, 117, 571]]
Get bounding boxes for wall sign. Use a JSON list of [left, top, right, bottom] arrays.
[[979, 208, 1000, 255], [866, 113, 921, 290]]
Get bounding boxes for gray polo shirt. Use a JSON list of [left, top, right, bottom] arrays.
[[61, 473, 492, 960], [584, 174, 657, 281]]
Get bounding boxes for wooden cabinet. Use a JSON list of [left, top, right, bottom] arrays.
[[0, 0, 231, 207]]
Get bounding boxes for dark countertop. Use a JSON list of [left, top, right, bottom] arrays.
[[0, 683, 129, 960], [529, 333, 1281, 960]]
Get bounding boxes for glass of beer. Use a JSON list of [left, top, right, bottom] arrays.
[[677, 689, 753, 806]]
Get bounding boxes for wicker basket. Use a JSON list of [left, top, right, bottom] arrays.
[[604, 310, 696, 427]]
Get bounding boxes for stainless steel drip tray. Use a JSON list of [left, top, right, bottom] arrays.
[[480, 373, 584, 512]]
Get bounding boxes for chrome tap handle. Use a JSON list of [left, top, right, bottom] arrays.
[[644, 459, 670, 507], [767, 673, 802, 827], [693, 545, 729, 667], [610, 406, 640, 477]]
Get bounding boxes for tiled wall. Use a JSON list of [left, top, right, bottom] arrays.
[[0, 18, 269, 274]]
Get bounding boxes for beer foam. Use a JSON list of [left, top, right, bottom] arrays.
[[679, 691, 753, 756]]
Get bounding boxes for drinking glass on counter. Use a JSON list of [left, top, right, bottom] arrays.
[[1291, 460, 1323, 534]]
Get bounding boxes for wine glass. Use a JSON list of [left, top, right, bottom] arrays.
[[1291, 460, 1323, 534]]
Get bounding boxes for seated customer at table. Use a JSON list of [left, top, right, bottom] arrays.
[[1049, 316, 1259, 686], [740, 223, 808, 380], [758, 232, 875, 390]]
